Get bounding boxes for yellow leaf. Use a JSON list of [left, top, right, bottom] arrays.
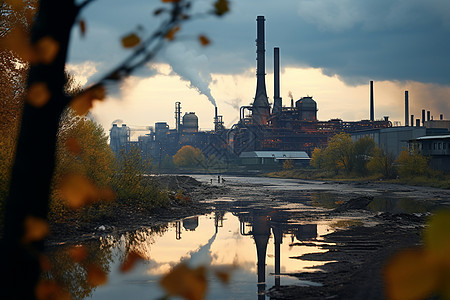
[[424, 210, 450, 262], [70, 85, 105, 115], [35, 280, 71, 300], [6, 0, 25, 10], [67, 245, 88, 263], [87, 264, 107, 287], [27, 82, 51, 107], [214, 0, 229, 16], [160, 263, 207, 300], [22, 216, 50, 244], [35, 36, 60, 64], [198, 35, 210, 46], [214, 270, 230, 284], [165, 26, 180, 41], [58, 175, 98, 209], [79, 20, 86, 36], [121, 33, 141, 48], [120, 250, 146, 273], [384, 248, 439, 300], [1, 27, 33, 61]]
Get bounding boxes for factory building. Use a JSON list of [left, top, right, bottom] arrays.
[[110, 15, 447, 170]]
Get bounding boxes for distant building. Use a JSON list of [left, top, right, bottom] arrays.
[[351, 126, 427, 158], [409, 135, 450, 173], [239, 151, 310, 168]]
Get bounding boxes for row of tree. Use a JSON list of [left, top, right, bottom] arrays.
[[310, 133, 430, 179]]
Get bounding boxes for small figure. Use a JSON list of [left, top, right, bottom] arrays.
[[210, 178, 213, 184], [217, 175, 220, 183]]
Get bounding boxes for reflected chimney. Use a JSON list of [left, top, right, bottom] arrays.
[[252, 215, 270, 298]]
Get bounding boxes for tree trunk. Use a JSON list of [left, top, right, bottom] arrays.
[[1, 0, 78, 298]]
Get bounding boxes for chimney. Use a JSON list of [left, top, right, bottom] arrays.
[[252, 16, 270, 125], [370, 81, 374, 121], [411, 114, 414, 127], [405, 91, 409, 126], [440, 114, 444, 120], [427, 110, 431, 122], [416, 119, 420, 127], [272, 47, 282, 114], [422, 109, 425, 126]]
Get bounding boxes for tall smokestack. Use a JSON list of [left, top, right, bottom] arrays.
[[405, 91, 409, 126], [272, 47, 282, 114], [427, 110, 431, 122], [370, 81, 374, 121], [416, 119, 420, 127], [422, 109, 425, 126], [411, 114, 414, 127], [252, 16, 270, 125]]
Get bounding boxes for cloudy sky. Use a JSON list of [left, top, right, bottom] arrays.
[[67, 0, 450, 136]]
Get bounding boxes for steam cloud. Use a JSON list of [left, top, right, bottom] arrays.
[[224, 98, 242, 111], [163, 42, 217, 107], [288, 91, 293, 99], [186, 232, 217, 268]]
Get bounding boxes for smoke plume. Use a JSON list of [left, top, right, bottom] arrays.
[[186, 232, 217, 268], [163, 42, 217, 107]]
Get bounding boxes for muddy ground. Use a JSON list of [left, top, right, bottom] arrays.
[[47, 175, 450, 300]]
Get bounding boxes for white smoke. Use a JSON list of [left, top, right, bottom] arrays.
[[186, 232, 217, 268], [163, 42, 217, 107]]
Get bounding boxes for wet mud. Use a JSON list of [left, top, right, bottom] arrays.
[[47, 175, 450, 299]]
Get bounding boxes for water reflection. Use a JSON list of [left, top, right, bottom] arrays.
[[47, 209, 328, 299]]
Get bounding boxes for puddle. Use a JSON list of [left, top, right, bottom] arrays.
[[46, 212, 332, 299]]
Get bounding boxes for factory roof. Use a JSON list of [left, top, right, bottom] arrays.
[[239, 151, 310, 160], [415, 135, 450, 140]]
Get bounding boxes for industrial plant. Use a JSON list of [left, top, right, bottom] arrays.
[[110, 16, 450, 170]]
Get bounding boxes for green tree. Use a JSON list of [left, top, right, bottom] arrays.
[[173, 145, 205, 168], [310, 147, 325, 169], [396, 149, 429, 178], [353, 136, 376, 175], [367, 148, 397, 179], [323, 133, 354, 174]]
